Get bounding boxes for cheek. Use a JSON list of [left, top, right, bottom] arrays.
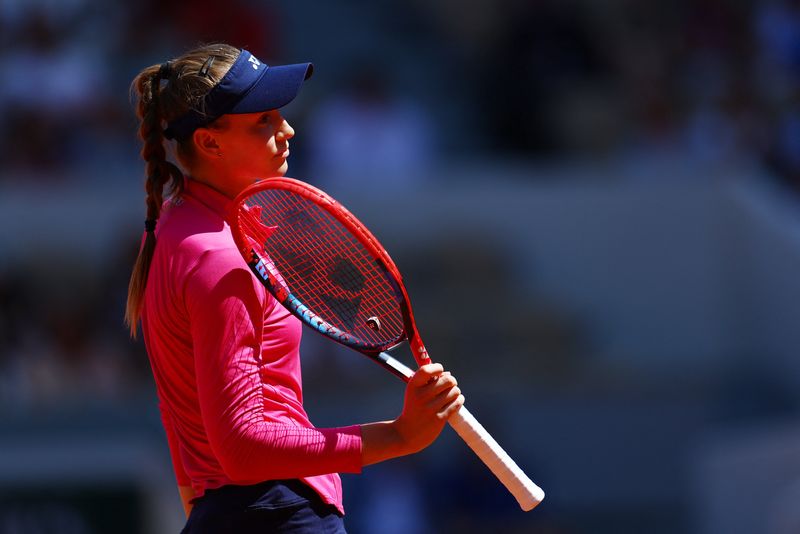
[[256, 149, 288, 177], [254, 125, 278, 146], [264, 135, 279, 153]]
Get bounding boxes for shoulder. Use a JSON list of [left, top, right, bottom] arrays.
[[157, 195, 228, 254], [154, 195, 250, 283]]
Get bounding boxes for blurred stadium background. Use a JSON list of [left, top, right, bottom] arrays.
[[3, 0, 800, 532]]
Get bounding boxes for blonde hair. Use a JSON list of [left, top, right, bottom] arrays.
[[125, 43, 240, 337]]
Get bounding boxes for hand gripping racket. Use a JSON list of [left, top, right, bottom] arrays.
[[228, 177, 545, 511]]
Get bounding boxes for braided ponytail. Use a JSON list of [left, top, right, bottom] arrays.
[[125, 44, 239, 337]]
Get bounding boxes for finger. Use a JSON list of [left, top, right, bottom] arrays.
[[411, 363, 444, 385], [437, 394, 466, 420], [433, 386, 461, 410], [426, 372, 457, 395]]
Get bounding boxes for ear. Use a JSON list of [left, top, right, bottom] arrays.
[[191, 128, 220, 159]]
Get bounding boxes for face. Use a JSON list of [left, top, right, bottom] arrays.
[[197, 110, 295, 198]]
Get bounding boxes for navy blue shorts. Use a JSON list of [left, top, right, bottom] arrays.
[[181, 479, 347, 533]]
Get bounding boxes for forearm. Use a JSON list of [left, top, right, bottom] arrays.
[[360, 420, 410, 466], [213, 421, 363, 481]]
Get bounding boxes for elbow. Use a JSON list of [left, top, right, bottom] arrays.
[[210, 424, 265, 482], [215, 434, 265, 482], [219, 456, 255, 482]]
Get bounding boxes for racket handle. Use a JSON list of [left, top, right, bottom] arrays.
[[374, 352, 544, 511], [448, 406, 545, 511]]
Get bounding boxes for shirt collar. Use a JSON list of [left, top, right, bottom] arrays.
[[182, 178, 233, 219]]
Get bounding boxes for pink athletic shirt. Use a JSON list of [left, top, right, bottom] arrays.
[[140, 178, 363, 514]]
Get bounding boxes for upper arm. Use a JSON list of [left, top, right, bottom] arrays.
[[183, 249, 268, 456]]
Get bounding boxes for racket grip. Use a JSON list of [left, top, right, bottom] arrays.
[[374, 352, 544, 510], [448, 406, 545, 511]]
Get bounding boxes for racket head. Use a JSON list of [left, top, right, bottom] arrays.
[[229, 177, 418, 355]]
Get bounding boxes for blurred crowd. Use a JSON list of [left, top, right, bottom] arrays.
[[0, 0, 795, 398], [3, 0, 800, 532], [4, 1, 800, 184]]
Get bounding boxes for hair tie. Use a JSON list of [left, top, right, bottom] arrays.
[[198, 56, 216, 78], [158, 61, 173, 79], [145, 219, 157, 233]]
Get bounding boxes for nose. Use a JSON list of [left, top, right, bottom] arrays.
[[276, 118, 295, 141]]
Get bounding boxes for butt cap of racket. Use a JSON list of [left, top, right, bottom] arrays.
[[449, 406, 544, 511], [520, 484, 546, 512]]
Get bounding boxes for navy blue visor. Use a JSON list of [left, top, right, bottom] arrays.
[[164, 49, 313, 140]]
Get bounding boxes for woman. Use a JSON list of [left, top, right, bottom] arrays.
[[125, 43, 464, 533]]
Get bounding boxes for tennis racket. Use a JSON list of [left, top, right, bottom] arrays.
[[228, 177, 544, 511]]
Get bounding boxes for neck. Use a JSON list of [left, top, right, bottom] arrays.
[[186, 161, 239, 199]]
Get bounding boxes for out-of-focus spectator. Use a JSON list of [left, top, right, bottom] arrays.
[[305, 62, 436, 193], [0, 251, 149, 411], [0, 5, 110, 174]]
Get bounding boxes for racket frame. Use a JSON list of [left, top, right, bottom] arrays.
[[231, 177, 429, 364]]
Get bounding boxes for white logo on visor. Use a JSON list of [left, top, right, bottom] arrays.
[[248, 56, 261, 70]]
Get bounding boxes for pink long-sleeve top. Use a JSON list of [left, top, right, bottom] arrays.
[[140, 178, 362, 514]]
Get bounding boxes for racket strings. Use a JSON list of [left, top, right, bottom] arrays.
[[241, 189, 405, 347]]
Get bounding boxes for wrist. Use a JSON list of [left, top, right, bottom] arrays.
[[360, 420, 409, 466]]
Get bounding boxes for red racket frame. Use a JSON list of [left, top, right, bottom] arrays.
[[230, 177, 431, 366]]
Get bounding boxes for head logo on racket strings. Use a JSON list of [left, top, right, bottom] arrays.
[[328, 257, 366, 293]]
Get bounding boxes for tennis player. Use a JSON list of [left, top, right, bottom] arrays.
[[124, 43, 464, 533]]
